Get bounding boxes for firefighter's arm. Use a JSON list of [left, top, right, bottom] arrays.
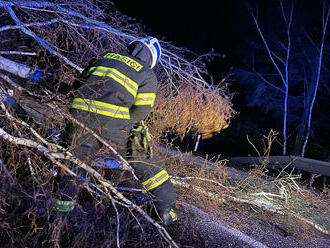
[[130, 72, 157, 122], [129, 101, 153, 121]]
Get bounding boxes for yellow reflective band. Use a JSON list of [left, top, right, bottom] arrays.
[[133, 93, 156, 107], [142, 170, 169, 191], [88, 66, 139, 97], [54, 200, 75, 212], [56, 200, 75, 206], [169, 209, 178, 221], [72, 98, 130, 119], [104, 53, 143, 72]]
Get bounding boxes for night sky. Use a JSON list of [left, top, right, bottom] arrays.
[[112, 0, 251, 76], [112, 0, 323, 75]]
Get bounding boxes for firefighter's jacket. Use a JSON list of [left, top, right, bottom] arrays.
[[69, 51, 177, 211], [71, 51, 158, 140]]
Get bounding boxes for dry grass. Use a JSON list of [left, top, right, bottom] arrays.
[[158, 131, 330, 236]]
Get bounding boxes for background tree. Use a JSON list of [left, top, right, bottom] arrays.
[[232, 0, 330, 158]]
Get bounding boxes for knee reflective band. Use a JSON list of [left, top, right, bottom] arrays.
[[71, 98, 130, 119], [142, 170, 169, 191], [54, 200, 75, 212]]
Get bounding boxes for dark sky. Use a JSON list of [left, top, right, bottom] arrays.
[[112, 0, 254, 74], [112, 0, 253, 51], [112, 1, 323, 75]]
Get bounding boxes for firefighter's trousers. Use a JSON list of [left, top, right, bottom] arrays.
[[59, 112, 176, 212]]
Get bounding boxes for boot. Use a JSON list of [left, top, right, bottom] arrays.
[[157, 204, 181, 226]]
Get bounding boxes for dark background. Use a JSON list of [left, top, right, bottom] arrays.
[[112, 0, 330, 160], [112, 0, 252, 75]]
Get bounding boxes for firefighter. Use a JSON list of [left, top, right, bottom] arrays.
[[55, 37, 179, 225]]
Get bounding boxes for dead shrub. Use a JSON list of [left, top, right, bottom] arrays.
[[149, 82, 236, 144]]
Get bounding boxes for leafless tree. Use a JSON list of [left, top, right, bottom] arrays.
[[301, 2, 330, 157], [250, 0, 330, 157], [251, 0, 293, 156]]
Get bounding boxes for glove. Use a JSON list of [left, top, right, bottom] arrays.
[[95, 157, 121, 169], [129, 121, 153, 159]]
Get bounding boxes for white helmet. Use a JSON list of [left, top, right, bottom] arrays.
[[130, 36, 162, 69]]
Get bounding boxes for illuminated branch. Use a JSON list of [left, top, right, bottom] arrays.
[[4, 5, 83, 72], [301, 4, 330, 157], [251, 1, 293, 155]]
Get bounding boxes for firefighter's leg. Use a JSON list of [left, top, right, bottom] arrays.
[[132, 156, 178, 225], [55, 126, 101, 213], [54, 175, 77, 213]]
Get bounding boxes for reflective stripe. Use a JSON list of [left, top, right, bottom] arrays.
[[103, 53, 143, 72], [55, 200, 75, 212], [142, 170, 169, 191], [133, 93, 156, 107], [72, 98, 130, 119], [153, 41, 161, 62], [88, 66, 138, 97], [169, 209, 178, 221]]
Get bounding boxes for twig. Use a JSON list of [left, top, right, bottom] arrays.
[[0, 159, 14, 180], [171, 178, 226, 203], [0, 73, 43, 98], [246, 134, 262, 158], [171, 175, 234, 189], [0, 101, 62, 150], [111, 199, 121, 248]]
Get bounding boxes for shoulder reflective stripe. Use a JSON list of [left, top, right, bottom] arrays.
[[104, 53, 143, 72], [72, 98, 130, 119], [133, 93, 156, 107], [142, 170, 169, 191], [88, 66, 138, 97]]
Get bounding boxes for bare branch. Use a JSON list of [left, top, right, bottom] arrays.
[[4, 5, 83, 72], [0, 51, 37, 56]]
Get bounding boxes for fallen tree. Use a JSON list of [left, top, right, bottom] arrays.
[[0, 0, 235, 247]]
